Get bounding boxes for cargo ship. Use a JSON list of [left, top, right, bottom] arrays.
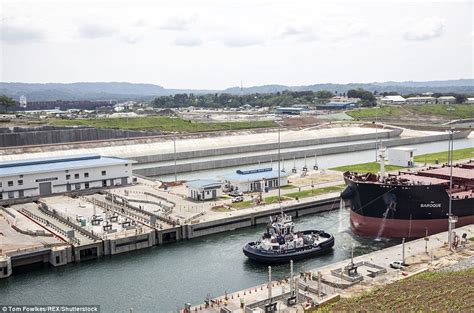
[[341, 154, 473, 238]]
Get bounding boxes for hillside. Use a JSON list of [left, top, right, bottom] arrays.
[[1, 79, 473, 101]]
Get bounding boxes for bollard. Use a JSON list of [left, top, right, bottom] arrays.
[[249, 289, 251, 294], [237, 293, 240, 297]]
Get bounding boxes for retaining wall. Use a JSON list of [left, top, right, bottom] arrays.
[[0, 126, 160, 147], [133, 129, 403, 164], [134, 130, 470, 176]]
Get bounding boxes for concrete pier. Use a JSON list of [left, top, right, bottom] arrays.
[[0, 188, 341, 278], [189, 224, 474, 312]]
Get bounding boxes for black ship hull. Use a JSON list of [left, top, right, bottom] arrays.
[[342, 177, 474, 238], [243, 230, 334, 263]]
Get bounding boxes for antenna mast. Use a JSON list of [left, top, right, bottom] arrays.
[[278, 123, 283, 216]]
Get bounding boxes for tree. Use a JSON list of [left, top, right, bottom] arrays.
[[347, 88, 377, 107], [315, 90, 334, 99], [455, 94, 467, 104], [0, 95, 15, 112]]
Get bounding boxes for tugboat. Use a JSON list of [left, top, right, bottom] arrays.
[[242, 214, 335, 263], [242, 125, 335, 263]]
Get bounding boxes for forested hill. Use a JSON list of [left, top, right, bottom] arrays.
[[1, 79, 473, 101]]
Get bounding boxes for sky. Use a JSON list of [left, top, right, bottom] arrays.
[[0, 0, 473, 89]]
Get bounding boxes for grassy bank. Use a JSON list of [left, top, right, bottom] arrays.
[[264, 196, 292, 204], [49, 116, 276, 132], [346, 104, 474, 120], [330, 162, 404, 173], [414, 147, 474, 163], [346, 106, 405, 119], [317, 268, 474, 312], [285, 185, 345, 199], [228, 200, 254, 209], [405, 104, 474, 119]]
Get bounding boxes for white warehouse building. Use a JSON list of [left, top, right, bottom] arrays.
[[221, 168, 289, 193], [388, 147, 416, 167], [0, 154, 135, 201], [185, 179, 223, 201]]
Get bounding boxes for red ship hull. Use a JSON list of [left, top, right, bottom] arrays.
[[350, 210, 474, 238]]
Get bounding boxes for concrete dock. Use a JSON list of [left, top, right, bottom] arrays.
[[0, 175, 344, 278], [189, 224, 474, 312]]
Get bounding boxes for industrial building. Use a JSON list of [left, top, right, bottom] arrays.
[[0, 154, 134, 201], [405, 96, 435, 104], [221, 168, 289, 193], [381, 95, 406, 105], [437, 96, 456, 104], [388, 147, 416, 167], [315, 102, 357, 110], [185, 179, 223, 201], [275, 107, 308, 115]]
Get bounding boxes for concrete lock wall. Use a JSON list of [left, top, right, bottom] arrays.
[[0, 126, 161, 147], [133, 130, 470, 177], [184, 197, 339, 239], [133, 129, 403, 164], [106, 232, 156, 255]]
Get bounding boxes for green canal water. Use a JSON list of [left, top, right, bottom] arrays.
[[0, 208, 400, 312]]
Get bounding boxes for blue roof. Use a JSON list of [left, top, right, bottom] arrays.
[[185, 179, 222, 189], [222, 167, 289, 182], [0, 154, 134, 177], [276, 107, 307, 112]]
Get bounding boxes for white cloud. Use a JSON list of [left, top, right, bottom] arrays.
[[218, 34, 265, 47], [403, 16, 445, 41], [324, 20, 369, 42], [77, 24, 117, 39], [174, 36, 202, 47], [278, 23, 318, 41], [160, 16, 197, 31], [0, 18, 45, 43]]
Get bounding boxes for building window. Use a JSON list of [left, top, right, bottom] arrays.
[[18, 180, 23, 185], [84, 172, 89, 178], [75, 183, 81, 190], [65, 170, 69, 173], [19, 175, 23, 178], [66, 174, 71, 180], [85, 182, 89, 189], [0, 193, 3, 200], [125, 164, 128, 167], [74, 174, 79, 179], [8, 192, 14, 199], [0, 182, 2, 187], [7, 181, 13, 187], [101, 170, 107, 176], [102, 180, 107, 187]]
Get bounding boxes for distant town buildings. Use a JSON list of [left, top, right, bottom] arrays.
[[329, 96, 360, 103], [466, 98, 474, 104], [275, 107, 308, 115], [404, 96, 436, 104], [316, 102, 357, 110], [437, 96, 456, 104], [15, 100, 116, 111], [19, 95, 27, 108], [381, 95, 406, 105]]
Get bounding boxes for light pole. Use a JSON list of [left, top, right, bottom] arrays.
[[447, 127, 455, 250], [375, 106, 379, 162], [278, 124, 282, 214], [173, 136, 177, 183]]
